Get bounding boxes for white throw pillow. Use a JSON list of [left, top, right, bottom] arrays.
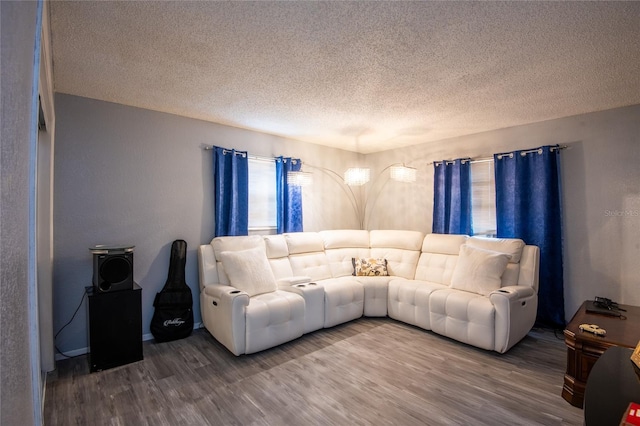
[[219, 246, 277, 297], [450, 245, 510, 296]]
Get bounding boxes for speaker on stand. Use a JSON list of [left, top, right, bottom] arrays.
[[87, 244, 142, 371], [90, 245, 135, 293]]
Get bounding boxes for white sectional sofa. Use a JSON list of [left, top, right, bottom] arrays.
[[197, 230, 539, 356]]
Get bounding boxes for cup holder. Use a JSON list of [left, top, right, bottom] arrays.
[[230, 290, 241, 294], [296, 284, 306, 288], [309, 283, 317, 286], [497, 289, 510, 293]]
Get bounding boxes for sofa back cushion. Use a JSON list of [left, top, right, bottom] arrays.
[[263, 235, 294, 280], [320, 230, 370, 249], [466, 237, 525, 263], [284, 232, 333, 280], [466, 237, 525, 287], [369, 230, 424, 279], [321, 230, 370, 277], [415, 234, 468, 284], [211, 235, 265, 285], [285, 232, 325, 254]]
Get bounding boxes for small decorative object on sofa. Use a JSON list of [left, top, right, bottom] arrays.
[[352, 258, 388, 276], [198, 230, 540, 356]]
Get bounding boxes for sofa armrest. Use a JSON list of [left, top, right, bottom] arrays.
[[200, 284, 250, 355], [277, 276, 312, 288], [203, 284, 251, 307], [489, 285, 535, 301], [490, 285, 538, 353]]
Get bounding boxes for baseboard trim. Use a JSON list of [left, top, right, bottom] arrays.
[[55, 346, 88, 361], [54, 322, 204, 361]]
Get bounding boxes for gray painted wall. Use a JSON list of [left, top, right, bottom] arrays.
[[366, 104, 640, 320], [1, 1, 39, 424], [53, 94, 360, 354], [53, 95, 639, 354]]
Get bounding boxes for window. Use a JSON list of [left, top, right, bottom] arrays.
[[248, 158, 277, 233], [470, 160, 497, 237]]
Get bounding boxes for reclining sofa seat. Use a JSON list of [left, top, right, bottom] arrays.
[[389, 234, 539, 352], [319, 229, 424, 317], [198, 230, 539, 356], [198, 235, 306, 356]]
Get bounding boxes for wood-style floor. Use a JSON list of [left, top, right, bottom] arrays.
[[44, 318, 583, 425]]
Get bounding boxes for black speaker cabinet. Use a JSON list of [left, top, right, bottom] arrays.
[[90, 245, 134, 293], [86, 284, 143, 372]]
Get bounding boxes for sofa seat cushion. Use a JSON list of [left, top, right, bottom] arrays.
[[355, 276, 392, 317], [387, 279, 448, 330], [245, 290, 305, 354], [316, 277, 364, 328], [429, 289, 495, 351]]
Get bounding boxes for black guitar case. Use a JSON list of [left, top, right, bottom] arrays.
[[150, 239, 194, 342]]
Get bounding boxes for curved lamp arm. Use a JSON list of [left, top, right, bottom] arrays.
[[362, 163, 417, 229], [300, 162, 417, 230], [303, 164, 366, 229]]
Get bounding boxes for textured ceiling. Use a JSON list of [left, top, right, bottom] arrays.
[[50, 1, 640, 153]]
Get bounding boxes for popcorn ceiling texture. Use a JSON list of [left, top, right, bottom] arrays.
[[50, 1, 640, 153]]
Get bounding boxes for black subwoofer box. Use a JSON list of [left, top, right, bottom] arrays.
[[86, 284, 143, 372], [90, 245, 134, 293]]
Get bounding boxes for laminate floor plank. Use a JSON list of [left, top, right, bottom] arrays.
[[45, 318, 583, 425]]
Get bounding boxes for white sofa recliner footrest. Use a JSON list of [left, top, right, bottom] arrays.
[[244, 290, 305, 354]]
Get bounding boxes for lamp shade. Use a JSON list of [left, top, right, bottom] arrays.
[[287, 171, 313, 187], [390, 165, 417, 183], [344, 168, 370, 186]]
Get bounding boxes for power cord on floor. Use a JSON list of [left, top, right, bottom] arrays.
[[54, 290, 87, 359], [531, 325, 567, 340], [553, 328, 566, 340]]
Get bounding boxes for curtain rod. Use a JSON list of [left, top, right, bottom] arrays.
[[429, 145, 568, 166], [203, 145, 298, 163]]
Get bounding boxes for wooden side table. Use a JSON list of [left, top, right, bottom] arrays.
[[562, 300, 640, 408]]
